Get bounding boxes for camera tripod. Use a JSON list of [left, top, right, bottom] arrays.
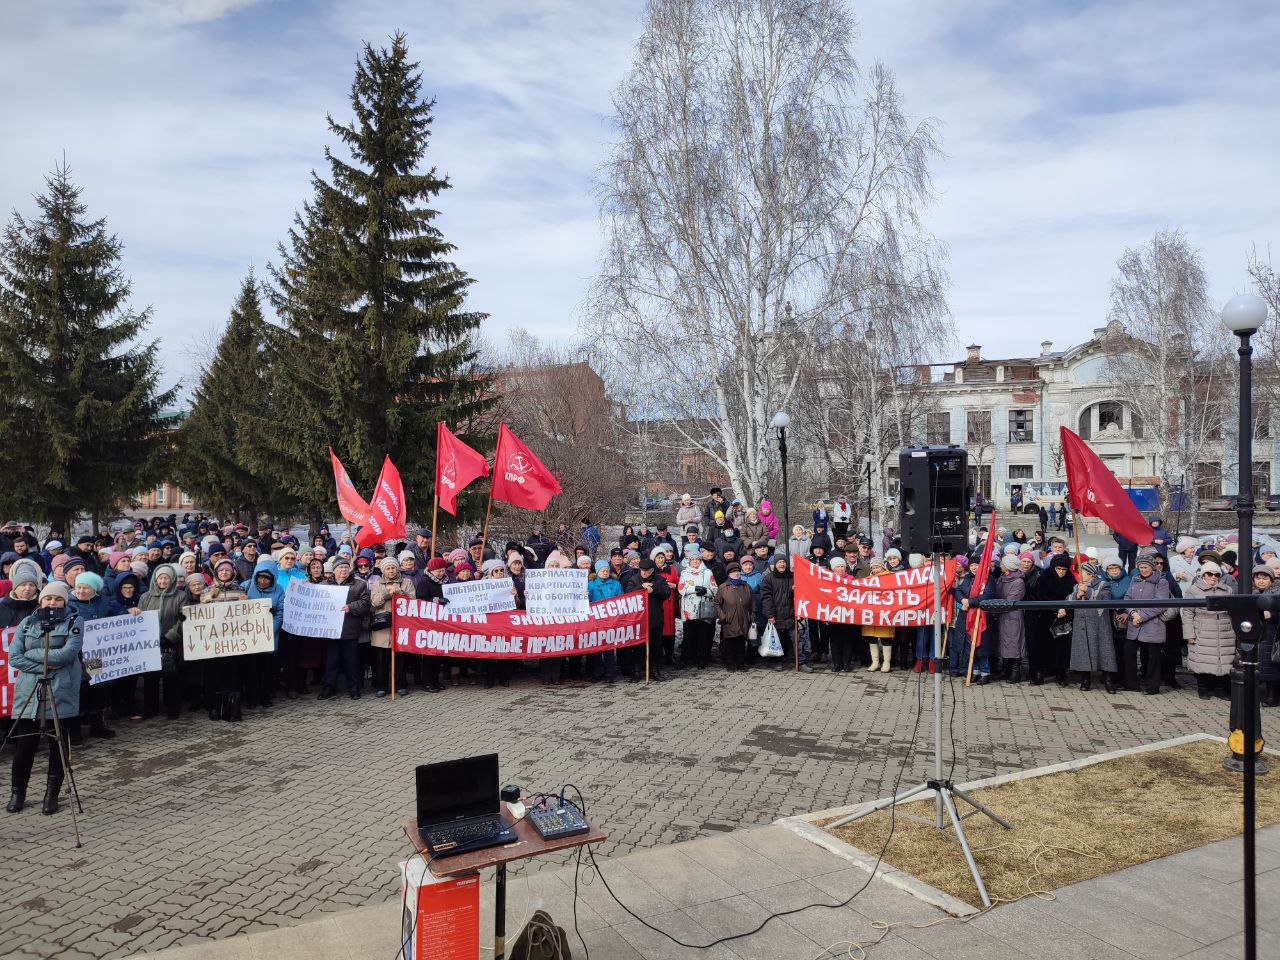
[[827, 553, 1009, 907], [0, 618, 86, 847]]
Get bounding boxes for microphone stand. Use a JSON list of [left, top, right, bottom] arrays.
[[0, 611, 86, 846]]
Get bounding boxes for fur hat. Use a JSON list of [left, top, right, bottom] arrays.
[[1176, 536, 1199, 554]]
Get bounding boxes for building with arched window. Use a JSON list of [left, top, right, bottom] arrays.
[[900, 325, 1272, 513]]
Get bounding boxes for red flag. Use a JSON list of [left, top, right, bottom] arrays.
[[436, 422, 489, 516], [330, 448, 371, 525], [490, 423, 562, 511], [966, 509, 997, 644], [355, 456, 407, 548], [1060, 427, 1153, 545]]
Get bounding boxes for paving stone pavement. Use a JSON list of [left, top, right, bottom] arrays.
[[1, 663, 1275, 959]]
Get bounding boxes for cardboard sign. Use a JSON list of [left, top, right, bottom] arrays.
[[393, 591, 648, 659], [81, 611, 161, 685], [793, 557, 956, 627], [523, 568, 589, 619], [442, 577, 516, 615], [401, 859, 480, 960], [283, 580, 347, 639], [0, 627, 14, 718], [183, 599, 275, 660]]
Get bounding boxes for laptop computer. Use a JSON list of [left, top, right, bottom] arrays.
[[416, 754, 517, 858]]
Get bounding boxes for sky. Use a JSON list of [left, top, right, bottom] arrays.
[[2, 0, 1278, 391]]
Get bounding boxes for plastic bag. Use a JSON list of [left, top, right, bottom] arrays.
[[759, 622, 784, 658]]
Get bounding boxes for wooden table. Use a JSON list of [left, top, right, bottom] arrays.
[[404, 806, 607, 960]]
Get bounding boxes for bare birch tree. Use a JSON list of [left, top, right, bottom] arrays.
[[586, 0, 949, 504], [1104, 229, 1230, 525]]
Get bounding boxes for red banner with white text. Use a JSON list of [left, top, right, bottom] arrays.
[[794, 558, 956, 627], [1, 627, 16, 718], [392, 591, 649, 659]]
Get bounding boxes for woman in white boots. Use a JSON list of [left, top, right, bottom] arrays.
[[865, 556, 893, 673]]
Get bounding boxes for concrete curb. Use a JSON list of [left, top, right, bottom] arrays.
[[775, 731, 1268, 916]]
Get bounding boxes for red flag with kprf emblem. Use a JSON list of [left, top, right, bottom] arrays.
[[435, 422, 489, 516], [1060, 426, 1153, 545], [355, 455, 408, 548], [330, 448, 372, 525], [490, 423, 562, 510], [966, 509, 997, 646]]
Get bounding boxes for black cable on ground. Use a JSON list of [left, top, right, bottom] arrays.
[[572, 666, 931, 951]]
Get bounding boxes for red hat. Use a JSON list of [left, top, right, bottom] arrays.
[[427, 557, 447, 572]]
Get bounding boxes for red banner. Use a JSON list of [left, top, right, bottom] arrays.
[[436, 422, 489, 516], [490, 422, 562, 511], [355, 455, 408, 548], [966, 510, 997, 643], [1061, 426, 1153, 545], [793, 557, 955, 627], [330, 448, 372, 525], [392, 591, 648, 659], [1, 627, 16, 718]]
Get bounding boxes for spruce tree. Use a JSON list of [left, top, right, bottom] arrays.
[[175, 272, 293, 523], [0, 166, 176, 532], [253, 33, 490, 522]]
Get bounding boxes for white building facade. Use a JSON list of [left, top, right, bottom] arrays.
[[906, 328, 1274, 512]]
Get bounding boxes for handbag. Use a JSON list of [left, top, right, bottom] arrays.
[[1050, 620, 1072, 639], [369, 611, 392, 631], [758, 622, 784, 657], [1112, 610, 1130, 631], [748, 622, 759, 642]]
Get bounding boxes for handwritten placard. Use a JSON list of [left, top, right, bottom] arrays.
[[442, 577, 516, 615], [81, 611, 161, 684], [523, 568, 588, 619], [283, 580, 347, 639], [183, 599, 275, 660]]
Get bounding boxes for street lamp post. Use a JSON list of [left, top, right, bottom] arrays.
[[771, 411, 791, 553], [1221, 292, 1269, 960]]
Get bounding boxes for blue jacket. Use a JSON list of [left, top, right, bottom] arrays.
[[10, 610, 83, 720], [581, 524, 602, 556], [588, 575, 623, 603], [69, 592, 126, 623], [245, 559, 286, 638]]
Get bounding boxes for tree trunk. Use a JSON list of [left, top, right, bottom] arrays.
[[309, 507, 323, 542]]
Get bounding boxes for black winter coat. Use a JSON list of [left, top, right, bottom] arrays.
[[760, 571, 795, 630]]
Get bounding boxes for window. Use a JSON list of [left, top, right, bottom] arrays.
[[154, 484, 167, 506], [1193, 462, 1222, 500], [966, 410, 991, 445], [967, 464, 992, 500], [181, 490, 192, 506], [926, 411, 951, 445], [1097, 401, 1123, 433], [1007, 465, 1034, 480], [1254, 462, 1271, 498], [1257, 402, 1272, 441], [1008, 409, 1034, 444]]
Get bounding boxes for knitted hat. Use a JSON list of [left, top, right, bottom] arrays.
[[650, 546, 666, 561], [39, 581, 70, 602], [1176, 536, 1199, 554], [397, 550, 416, 564], [481, 559, 506, 575], [108, 551, 131, 569], [379, 557, 400, 574], [683, 542, 699, 558], [1199, 561, 1222, 575], [332, 556, 352, 572], [186, 573, 207, 590], [74, 571, 104, 594], [955, 555, 970, 568], [908, 553, 924, 569], [427, 557, 447, 572], [10, 558, 42, 587], [1080, 560, 1102, 579], [50, 554, 71, 574], [447, 549, 468, 565], [130, 560, 150, 578], [594, 559, 610, 574], [1002, 543, 1020, 555], [1136, 552, 1159, 569], [1000, 555, 1020, 571], [1252, 566, 1273, 580], [885, 548, 902, 562], [829, 556, 847, 569], [1019, 551, 1035, 562]]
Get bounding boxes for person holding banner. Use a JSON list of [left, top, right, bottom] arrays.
[[68, 572, 128, 740], [6, 582, 82, 815], [482, 559, 516, 688], [370, 557, 412, 697], [587, 560, 623, 681], [413, 558, 448, 692], [203, 560, 248, 721], [320, 557, 369, 701], [678, 549, 717, 669], [636, 558, 670, 682], [245, 561, 285, 710], [134, 565, 185, 720]]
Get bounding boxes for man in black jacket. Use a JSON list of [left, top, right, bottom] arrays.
[[636, 559, 671, 682], [414, 558, 449, 691]]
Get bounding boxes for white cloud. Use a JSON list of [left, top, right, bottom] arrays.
[[0, 0, 1276, 386]]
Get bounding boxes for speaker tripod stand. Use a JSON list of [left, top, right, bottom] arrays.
[[827, 553, 1009, 907], [0, 617, 86, 847]]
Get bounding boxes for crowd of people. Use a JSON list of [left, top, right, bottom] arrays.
[[2, 493, 1277, 816]]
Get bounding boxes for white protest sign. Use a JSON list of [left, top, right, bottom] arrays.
[[442, 577, 516, 615], [81, 612, 161, 685], [523, 568, 588, 619], [183, 599, 275, 660], [283, 580, 347, 639]]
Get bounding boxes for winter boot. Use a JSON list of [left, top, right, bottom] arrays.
[[225, 692, 243, 723], [89, 711, 116, 739], [5, 764, 28, 814], [1264, 682, 1280, 708], [1008, 662, 1023, 684], [880, 648, 891, 673], [42, 771, 63, 816], [928, 658, 936, 674], [912, 658, 924, 673], [209, 694, 224, 721], [867, 644, 880, 672]]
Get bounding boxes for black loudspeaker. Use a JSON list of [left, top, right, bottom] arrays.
[[898, 445, 969, 555]]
